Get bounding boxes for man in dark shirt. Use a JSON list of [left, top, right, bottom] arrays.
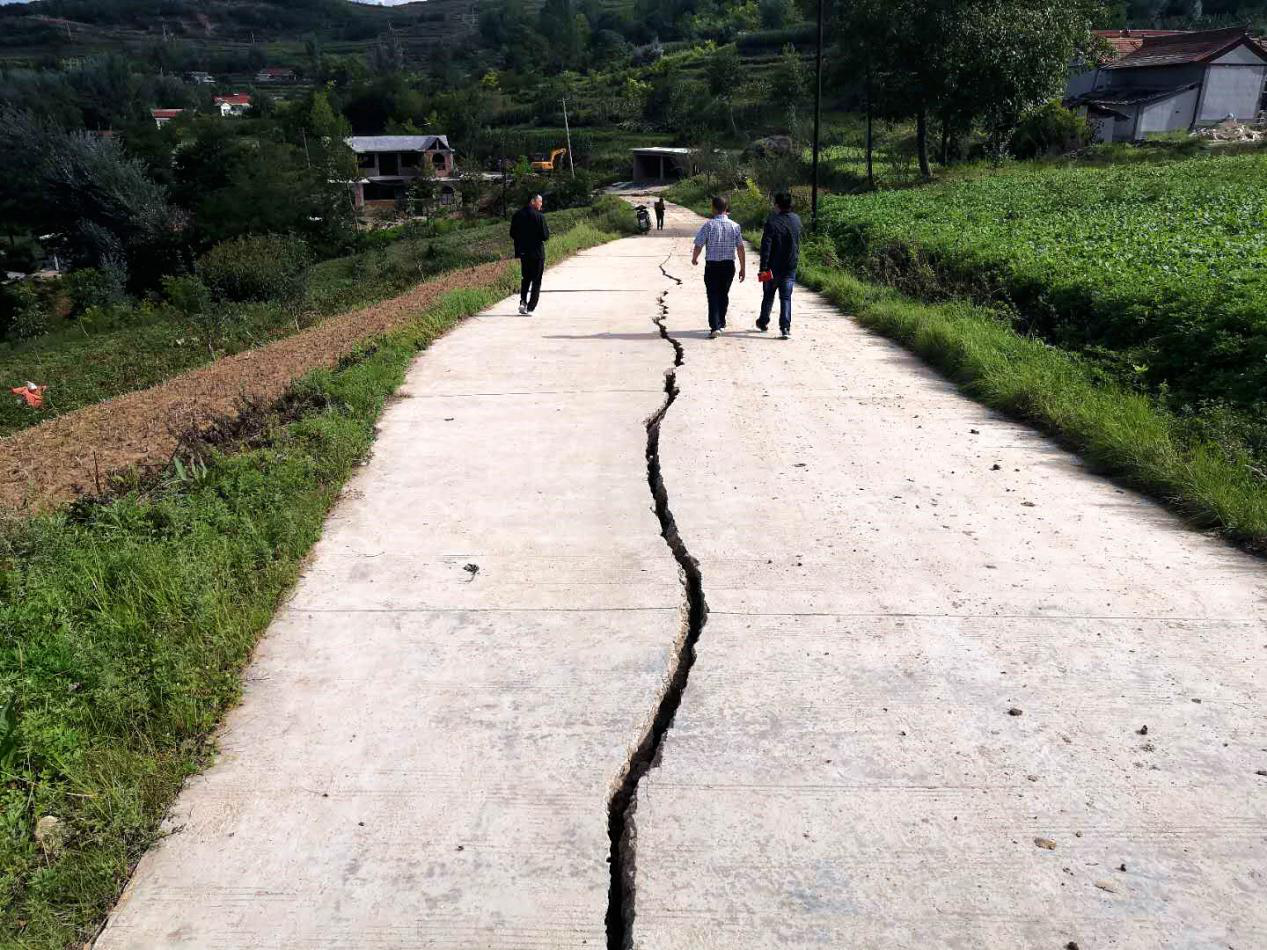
[[653, 196, 666, 230], [510, 194, 550, 315], [756, 192, 802, 340]]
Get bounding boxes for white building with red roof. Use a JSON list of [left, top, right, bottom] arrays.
[[151, 108, 184, 129], [1066, 27, 1267, 142], [214, 93, 252, 117]]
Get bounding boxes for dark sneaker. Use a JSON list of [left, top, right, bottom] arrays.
[[518, 303, 527, 314], [756, 320, 768, 331], [708, 329, 717, 339], [780, 329, 791, 340]]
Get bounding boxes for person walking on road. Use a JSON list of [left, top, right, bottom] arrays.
[[691, 195, 745, 339], [756, 191, 803, 340], [510, 194, 550, 315], [654, 196, 666, 230]]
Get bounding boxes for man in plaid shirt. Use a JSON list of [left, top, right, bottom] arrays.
[[691, 194, 746, 338]]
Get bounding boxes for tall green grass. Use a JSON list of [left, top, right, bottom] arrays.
[[0, 212, 628, 949]]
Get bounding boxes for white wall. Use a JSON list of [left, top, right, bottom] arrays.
[[1198, 63, 1267, 122], [1138, 86, 1200, 136]]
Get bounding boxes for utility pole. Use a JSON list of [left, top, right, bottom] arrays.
[[562, 96, 575, 178], [811, 0, 825, 231]]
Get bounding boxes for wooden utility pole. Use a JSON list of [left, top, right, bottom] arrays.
[[562, 97, 575, 178], [811, 0, 824, 230]]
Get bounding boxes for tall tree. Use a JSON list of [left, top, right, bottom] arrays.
[[835, 0, 1098, 174]]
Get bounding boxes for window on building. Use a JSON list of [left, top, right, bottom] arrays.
[[432, 152, 447, 169], [401, 151, 420, 168], [357, 153, 375, 170]]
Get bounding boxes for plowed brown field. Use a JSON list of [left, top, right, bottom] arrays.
[[0, 260, 510, 513]]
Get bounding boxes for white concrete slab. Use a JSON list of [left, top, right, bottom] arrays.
[[94, 237, 685, 949], [632, 205, 1267, 949]]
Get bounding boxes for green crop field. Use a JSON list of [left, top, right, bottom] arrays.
[[822, 152, 1267, 420]]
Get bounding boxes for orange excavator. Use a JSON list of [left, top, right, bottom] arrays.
[[531, 148, 568, 173]]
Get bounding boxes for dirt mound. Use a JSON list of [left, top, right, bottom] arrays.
[[0, 260, 510, 513]]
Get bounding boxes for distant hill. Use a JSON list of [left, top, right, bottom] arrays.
[[0, 0, 478, 64]]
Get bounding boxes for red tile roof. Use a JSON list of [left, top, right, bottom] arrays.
[[1106, 27, 1267, 69], [214, 94, 252, 106], [151, 109, 184, 118], [1095, 29, 1185, 59]]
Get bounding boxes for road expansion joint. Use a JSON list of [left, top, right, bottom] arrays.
[[604, 269, 707, 950]]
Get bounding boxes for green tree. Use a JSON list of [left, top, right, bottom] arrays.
[[834, 0, 1098, 176], [769, 44, 808, 130], [760, 0, 794, 28], [410, 161, 438, 217], [0, 105, 184, 288]]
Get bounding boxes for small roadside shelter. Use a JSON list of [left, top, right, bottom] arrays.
[[631, 147, 695, 182]]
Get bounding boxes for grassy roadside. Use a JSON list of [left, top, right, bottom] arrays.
[[0, 211, 630, 948], [667, 182, 1267, 550]]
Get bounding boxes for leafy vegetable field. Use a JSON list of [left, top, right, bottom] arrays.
[[822, 152, 1267, 419]]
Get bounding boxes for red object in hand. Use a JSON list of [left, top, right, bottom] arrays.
[[11, 382, 47, 409], [758, 270, 773, 283]]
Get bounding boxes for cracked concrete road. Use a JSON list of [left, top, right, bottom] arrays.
[[632, 205, 1267, 949], [95, 202, 1266, 950], [94, 235, 687, 949]]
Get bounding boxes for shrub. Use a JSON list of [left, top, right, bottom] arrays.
[[2, 282, 51, 342], [545, 169, 596, 210], [63, 266, 126, 316], [163, 274, 227, 358], [1010, 102, 1091, 159], [196, 234, 312, 305]]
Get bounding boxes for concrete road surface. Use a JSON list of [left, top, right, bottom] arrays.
[[97, 203, 1266, 950]]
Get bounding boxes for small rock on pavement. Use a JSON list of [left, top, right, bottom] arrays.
[[1034, 837, 1057, 850], [1137, 725, 1148, 735], [1008, 707, 1023, 716], [35, 816, 64, 855]]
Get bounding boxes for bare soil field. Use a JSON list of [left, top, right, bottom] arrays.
[[0, 260, 509, 513]]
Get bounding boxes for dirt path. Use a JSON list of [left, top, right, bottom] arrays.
[[0, 260, 508, 513]]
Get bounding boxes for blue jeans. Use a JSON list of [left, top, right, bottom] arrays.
[[758, 272, 795, 333]]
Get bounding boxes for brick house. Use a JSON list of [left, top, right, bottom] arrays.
[[344, 135, 456, 209]]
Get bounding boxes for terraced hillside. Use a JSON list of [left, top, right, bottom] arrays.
[[0, 0, 479, 63]]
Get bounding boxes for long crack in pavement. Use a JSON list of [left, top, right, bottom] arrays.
[[605, 260, 707, 950]]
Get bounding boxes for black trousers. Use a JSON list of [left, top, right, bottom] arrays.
[[655, 209, 664, 229], [703, 260, 735, 331], [519, 255, 544, 311]]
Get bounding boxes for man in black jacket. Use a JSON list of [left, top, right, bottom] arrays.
[[510, 194, 550, 315], [756, 192, 802, 340]]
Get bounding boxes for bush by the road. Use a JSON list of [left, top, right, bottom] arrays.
[[196, 233, 313, 305]]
